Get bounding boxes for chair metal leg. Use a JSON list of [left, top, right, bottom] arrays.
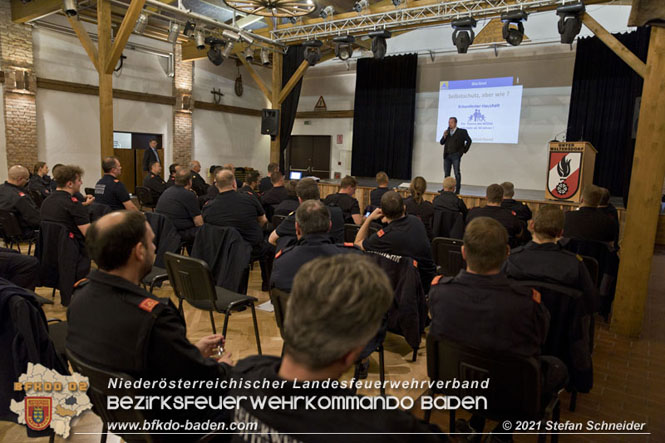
[[250, 304, 262, 355], [222, 309, 231, 338], [16, 242, 21, 254], [378, 345, 385, 397], [423, 392, 433, 423], [551, 400, 561, 443], [412, 348, 417, 362], [101, 421, 108, 443], [52, 287, 56, 299], [569, 390, 577, 411], [178, 298, 184, 317], [28, 242, 32, 256], [209, 310, 217, 334], [449, 408, 456, 432]]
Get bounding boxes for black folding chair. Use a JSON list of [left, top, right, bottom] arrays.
[[88, 202, 112, 222], [134, 186, 155, 212], [164, 252, 261, 354], [28, 188, 44, 209], [431, 237, 465, 277], [271, 214, 287, 229], [425, 335, 561, 443], [0, 210, 36, 254], [344, 223, 360, 243], [66, 350, 152, 443], [84, 187, 95, 196], [432, 209, 464, 239]]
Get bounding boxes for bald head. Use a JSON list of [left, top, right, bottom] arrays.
[[174, 168, 193, 187], [86, 211, 151, 272], [215, 169, 237, 191], [190, 161, 201, 173], [223, 163, 235, 172], [7, 165, 29, 186]]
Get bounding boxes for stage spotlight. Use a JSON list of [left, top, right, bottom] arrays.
[[195, 30, 206, 50], [222, 41, 235, 58], [320, 6, 334, 19], [369, 29, 391, 60], [261, 48, 271, 65], [167, 22, 180, 43], [183, 20, 196, 37], [557, 2, 585, 44], [134, 12, 149, 34], [451, 17, 477, 54], [207, 43, 224, 66], [63, 0, 77, 17], [239, 31, 254, 45], [244, 46, 254, 62], [223, 30, 241, 42], [303, 39, 323, 65], [501, 10, 527, 46], [289, 17, 298, 24], [353, 0, 368, 13], [333, 35, 355, 60], [392, 0, 401, 6]]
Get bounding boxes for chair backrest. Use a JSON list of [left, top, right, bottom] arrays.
[[65, 350, 152, 443], [135, 186, 153, 206], [144, 212, 183, 268], [560, 237, 618, 278], [344, 223, 360, 243], [272, 214, 287, 228], [431, 237, 465, 277], [28, 189, 44, 208], [88, 202, 112, 222], [426, 334, 542, 421], [269, 288, 290, 338], [0, 210, 23, 237], [432, 209, 464, 239], [84, 187, 95, 196], [580, 255, 599, 287], [164, 252, 219, 311]]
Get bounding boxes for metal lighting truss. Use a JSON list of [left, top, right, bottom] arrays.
[[270, 0, 571, 43]]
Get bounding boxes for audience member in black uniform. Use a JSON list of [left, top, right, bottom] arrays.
[[155, 169, 203, 247], [598, 187, 620, 245], [40, 165, 90, 247], [356, 191, 436, 293], [500, 181, 532, 223], [432, 176, 468, 219], [94, 156, 139, 211], [467, 183, 523, 247], [50, 163, 93, 208], [27, 161, 51, 202], [323, 175, 362, 225], [439, 116, 472, 194], [370, 171, 391, 208], [505, 206, 599, 313], [143, 161, 167, 203], [0, 165, 41, 237], [166, 163, 179, 187], [49, 163, 63, 193], [203, 169, 273, 290], [231, 254, 445, 440], [261, 171, 288, 210], [223, 163, 243, 189], [259, 162, 278, 194], [204, 166, 223, 204], [271, 200, 360, 291], [189, 160, 209, 197], [0, 247, 39, 290], [239, 170, 261, 201], [564, 185, 618, 245], [273, 180, 299, 217], [429, 217, 567, 438], [141, 138, 160, 175], [67, 211, 233, 433], [269, 178, 345, 249], [404, 176, 434, 239]]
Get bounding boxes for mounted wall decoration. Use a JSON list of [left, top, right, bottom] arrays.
[[211, 88, 224, 104], [235, 64, 244, 97]]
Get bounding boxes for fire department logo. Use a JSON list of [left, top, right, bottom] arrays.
[[25, 397, 52, 431], [547, 151, 582, 200]]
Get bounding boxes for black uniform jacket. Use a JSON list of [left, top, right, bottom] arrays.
[[501, 198, 532, 222], [439, 127, 472, 156], [0, 182, 41, 233]]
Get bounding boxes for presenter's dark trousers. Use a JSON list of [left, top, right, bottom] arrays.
[[444, 152, 462, 194]]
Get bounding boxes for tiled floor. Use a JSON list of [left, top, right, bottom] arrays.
[[1, 249, 663, 442]]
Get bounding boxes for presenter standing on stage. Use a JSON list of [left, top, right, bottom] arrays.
[[440, 117, 472, 194]]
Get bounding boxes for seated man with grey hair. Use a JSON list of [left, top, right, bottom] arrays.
[[432, 176, 468, 219], [231, 254, 445, 439], [270, 199, 359, 292]]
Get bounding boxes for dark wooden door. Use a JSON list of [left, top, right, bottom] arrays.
[[287, 135, 331, 179]]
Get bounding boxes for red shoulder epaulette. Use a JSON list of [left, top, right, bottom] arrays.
[[18, 191, 25, 197], [531, 289, 541, 304], [275, 249, 283, 259], [413, 259, 418, 268], [71, 196, 78, 203], [343, 242, 354, 247], [73, 277, 89, 288], [377, 229, 385, 237], [511, 210, 517, 216], [431, 275, 443, 286], [139, 298, 159, 312], [113, 179, 119, 183]]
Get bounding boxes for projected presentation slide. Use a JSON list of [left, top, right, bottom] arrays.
[[436, 77, 523, 144]]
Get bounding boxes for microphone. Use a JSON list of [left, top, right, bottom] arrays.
[[550, 125, 574, 143]]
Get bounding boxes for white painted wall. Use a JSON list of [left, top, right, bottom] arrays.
[[0, 85, 7, 182]]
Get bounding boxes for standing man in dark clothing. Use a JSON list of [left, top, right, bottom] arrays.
[[370, 171, 391, 207], [141, 138, 160, 177], [429, 216, 567, 438], [273, 180, 299, 217], [28, 161, 51, 202], [323, 175, 362, 225], [155, 169, 203, 247], [40, 165, 90, 247], [269, 178, 345, 249], [143, 162, 167, 203], [439, 116, 472, 194], [239, 170, 261, 201], [259, 162, 278, 194], [203, 169, 273, 290], [166, 163, 179, 187], [0, 165, 41, 236], [564, 185, 618, 245], [433, 176, 468, 219], [500, 181, 532, 223], [271, 200, 360, 291], [261, 171, 288, 209], [505, 206, 598, 313], [231, 254, 445, 440], [355, 191, 436, 293], [467, 184, 523, 247], [189, 160, 209, 197], [94, 157, 139, 211], [67, 211, 232, 431]]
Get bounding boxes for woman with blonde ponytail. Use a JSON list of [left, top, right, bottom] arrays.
[[404, 176, 434, 239]]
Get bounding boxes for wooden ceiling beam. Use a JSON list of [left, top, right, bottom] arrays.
[[67, 16, 100, 72], [235, 47, 273, 104], [11, 0, 61, 24], [105, 0, 147, 74], [278, 59, 308, 104]]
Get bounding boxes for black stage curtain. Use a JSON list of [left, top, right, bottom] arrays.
[[279, 45, 306, 173], [566, 27, 650, 201], [351, 54, 418, 180]]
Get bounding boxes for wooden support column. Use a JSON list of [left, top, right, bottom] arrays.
[[97, 0, 114, 161], [611, 26, 665, 337], [278, 60, 308, 104], [236, 49, 272, 104], [270, 51, 283, 165]]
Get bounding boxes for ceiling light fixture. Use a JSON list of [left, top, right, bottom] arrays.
[[134, 12, 149, 34], [451, 17, 477, 54], [167, 22, 180, 43], [333, 35, 355, 60], [557, 2, 585, 44], [320, 6, 334, 19], [369, 29, 391, 60], [501, 10, 528, 46]]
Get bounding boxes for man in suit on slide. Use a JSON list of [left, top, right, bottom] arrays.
[[440, 117, 472, 194]]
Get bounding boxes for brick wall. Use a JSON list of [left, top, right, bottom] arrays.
[[0, 1, 38, 170], [172, 44, 193, 167]]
